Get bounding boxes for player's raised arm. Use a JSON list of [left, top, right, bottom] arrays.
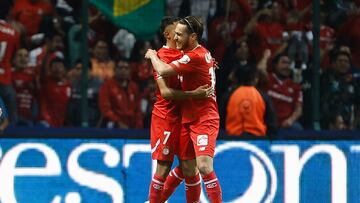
[[145, 49, 178, 77], [156, 77, 213, 100]]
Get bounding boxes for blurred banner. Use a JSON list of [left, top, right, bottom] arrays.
[[0, 139, 358, 202], [89, 0, 165, 39]]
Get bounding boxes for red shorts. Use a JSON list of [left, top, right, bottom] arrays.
[[178, 119, 219, 160], [150, 114, 181, 162]]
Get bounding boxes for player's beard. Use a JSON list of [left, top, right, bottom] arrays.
[[176, 38, 190, 51]]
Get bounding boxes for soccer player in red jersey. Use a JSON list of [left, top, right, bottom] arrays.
[[148, 17, 214, 203], [146, 16, 222, 203]]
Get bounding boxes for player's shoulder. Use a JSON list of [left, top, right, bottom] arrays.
[[186, 45, 213, 64], [158, 46, 180, 54], [158, 46, 182, 63]]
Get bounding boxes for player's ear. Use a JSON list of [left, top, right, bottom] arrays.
[[190, 33, 197, 41], [163, 30, 170, 40]]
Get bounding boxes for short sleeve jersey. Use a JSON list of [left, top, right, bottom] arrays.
[[169, 45, 219, 123], [152, 46, 183, 121], [0, 20, 20, 84]]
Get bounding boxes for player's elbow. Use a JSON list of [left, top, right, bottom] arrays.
[[160, 89, 173, 100], [157, 69, 167, 77], [157, 64, 175, 77]]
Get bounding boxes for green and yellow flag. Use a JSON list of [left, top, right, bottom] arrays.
[[90, 0, 165, 39]]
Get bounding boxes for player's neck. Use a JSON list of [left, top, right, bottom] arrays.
[[185, 42, 200, 52], [166, 40, 176, 49]]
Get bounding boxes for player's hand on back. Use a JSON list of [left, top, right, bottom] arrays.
[[144, 49, 157, 59], [212, 58, 220, 70], [192, 84, 214, 99]]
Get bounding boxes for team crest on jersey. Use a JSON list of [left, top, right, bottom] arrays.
[[197, 135, 208, 146], [178, 55, 190, 64], [205, 52, 212, 63], [162, 146, 169, 155]]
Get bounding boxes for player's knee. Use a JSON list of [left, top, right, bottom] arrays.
[[155, 160, 172, 178], [197, 162, 213, 175], [196, 155, 214, 175], [180, 160, 198, 176]]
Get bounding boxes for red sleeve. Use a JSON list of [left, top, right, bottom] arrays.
[[169, 52, 200, 75], [98, 82, 121, 122]]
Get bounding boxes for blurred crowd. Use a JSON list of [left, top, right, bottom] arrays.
[[0, 0, 359, 133]]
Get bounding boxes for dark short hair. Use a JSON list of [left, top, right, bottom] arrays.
[[331, 50, 352, 64], [272, 53, 289, 66], [160, 16, 180, 34], [179, 16, 203, 38], [234, 63, 258, 86]]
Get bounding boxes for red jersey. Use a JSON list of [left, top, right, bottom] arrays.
[[0, 20, 20, 84], [39, 77, 71, 127], [152, 46, 182, 121], [265, 73, 302, 124], [320, 25, 334, 50], [170, 45, 219, 123], [98, 79, 143, 128], [12, 67, 36, 120], [250, 22, 284, 61], [11, 0, 53, 37]]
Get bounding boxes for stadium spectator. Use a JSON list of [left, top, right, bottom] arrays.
[[66, 60, 102, 127], [336, 6, 360, 68], [218, 39, 254, 101], [208, 0, 252, 63], [219, 42, 271, 129], [12, 48, 37, 126], [29, 32, 65, 88], [317, 6, 336, 69], [320, 51, 360, 129], [226, 63, 277, 137], [98, 58, 143, 129], [140, 78, 156, 128], [0, 5, 21, 125], [328, 112, 348, 130], [130, 40, 154, 91], [10, 0, 54, 40], [265, 53, 303, 130], [90, 39, 115, 81], [285, 10, 311, 70], [39, 57, 71, 127], [244, 1, 287, 61]]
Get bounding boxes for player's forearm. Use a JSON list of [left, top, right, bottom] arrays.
[[160, 88, 194, 100], [149, 56, 175, 77]]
